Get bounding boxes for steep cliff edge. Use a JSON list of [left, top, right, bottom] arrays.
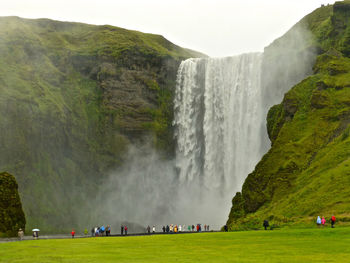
[[0, 172, 26, 237], [0, 17, 204, 231], [227, 1, 350, 229]]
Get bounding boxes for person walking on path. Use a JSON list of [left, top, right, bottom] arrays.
[[124, 225, 128, 235], [331, 215, 336, 228], [71, 229, 75, 238], [106, 225, 111, 236], [316, 216, 321, 227], [121, 225, 124, 235], [321, 216, 326, 227], [18, 228, 24, 240]]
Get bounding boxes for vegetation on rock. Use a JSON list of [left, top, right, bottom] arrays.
[[0, 172, 26, 237], [0, 17, 204, 232], [227, 1, 350, 230]]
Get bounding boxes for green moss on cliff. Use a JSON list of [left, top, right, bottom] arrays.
[[228, 2, 350, 230], [0, 17, 204, 231], [0, 172, 26, 237]]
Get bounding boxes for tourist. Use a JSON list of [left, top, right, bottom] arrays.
[[204, 224, 207, 231], [179, 225, 182, 232], [316, 216, 321, 227], [207, 225, 210, 231], [166, 225, 170, 233], [187, 225, 191, 231], [18, 228, 24, 240], [124, 225, 128, 235], [331, 215, 336, 228], [71, 229, 75, 238], [321, 216, 326, 227], [147, 225, 151, 234], [224, 225, 228, 232], [121, 225, 124, 235], [91, 227, 94, 237], [192, 225, 195, 232], [162, 226, 166, 233], [263, 220, 269, 230], [106, 225, 111, 236], [152, 225, 156, 233]]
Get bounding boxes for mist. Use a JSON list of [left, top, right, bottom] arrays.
[[84, 24, 318, 233]]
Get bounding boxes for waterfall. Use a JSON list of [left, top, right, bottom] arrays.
[[174, 53, 265, 196]]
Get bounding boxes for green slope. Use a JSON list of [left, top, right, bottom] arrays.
[[227, 1, 350, 230], [0, 16, 204, 232]]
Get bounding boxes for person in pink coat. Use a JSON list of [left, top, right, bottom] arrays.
[[321, 216, 326, 227]]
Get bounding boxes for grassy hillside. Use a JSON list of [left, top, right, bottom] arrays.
[[1, 229, 350, 262], [0, 17, 203, 232], [227, 1, 350, 230]]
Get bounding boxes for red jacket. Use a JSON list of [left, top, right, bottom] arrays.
[[71, 231, 75, 236]]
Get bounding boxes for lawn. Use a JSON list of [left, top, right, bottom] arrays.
[[1, 228, 350, 262]]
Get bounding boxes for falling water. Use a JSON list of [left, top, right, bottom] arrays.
[[174, 53, 264, 196]]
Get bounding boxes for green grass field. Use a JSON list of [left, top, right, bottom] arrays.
[[1, 228, 350, 262]]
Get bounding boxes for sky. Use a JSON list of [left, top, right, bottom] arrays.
[[0, 0, 337, 57]]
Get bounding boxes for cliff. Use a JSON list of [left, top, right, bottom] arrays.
[[0, 17, 204, 231], [227, 1, 350, 230]]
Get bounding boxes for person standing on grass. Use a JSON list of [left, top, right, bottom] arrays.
[[147, 225, 151, 234], [152, 225, 156, 233], [331, 215, 336, 228], [162, 226, 166, 233], [71, 229, 75, 238], [18, 228, 24, 240], [263, 220, 269, 230], [321, 216, 326, 227], [166, 225, 170, 233], [124, 225, 128, 235], [121, 225, 124, 235], [316, 216, 321, 227], [207, 225, 210, 231], [188, 225, 191, 231]]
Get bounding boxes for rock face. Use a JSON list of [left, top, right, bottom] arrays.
[[0, 17, 204, 231], [0, 172, 26, 237], [227, 2, 350, 230]]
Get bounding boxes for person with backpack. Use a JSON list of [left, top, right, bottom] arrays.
[[331, 215, 336, 228]]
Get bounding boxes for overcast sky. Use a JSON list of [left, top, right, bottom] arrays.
[[0, 0, 336, 57]]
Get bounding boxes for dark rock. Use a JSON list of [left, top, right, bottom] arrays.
[[0, 172, 26, 237]]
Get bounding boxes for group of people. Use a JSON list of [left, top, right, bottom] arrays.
[[90, 225, 112, 237], [146, 224, 210, 233], [316, 215, 336, 228]]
